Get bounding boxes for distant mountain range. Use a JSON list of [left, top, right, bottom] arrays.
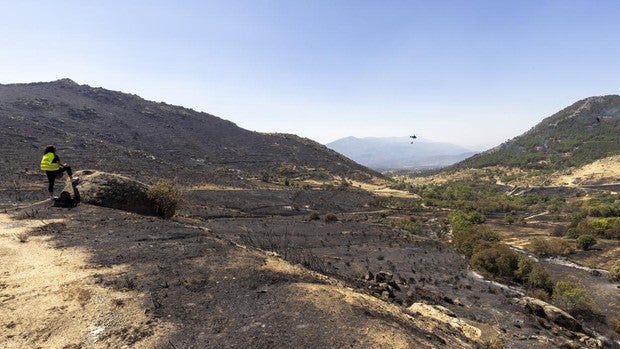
[[0, 79, 381, 184], [457, 95, 620, 170], [326, 136, 477, 171]]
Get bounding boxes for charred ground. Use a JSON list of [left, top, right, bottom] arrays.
[[0, 79, 380, 185]]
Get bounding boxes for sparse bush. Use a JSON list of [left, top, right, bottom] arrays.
[[529, 238, 573, 257], [308, 211, 320, 220], [478, 337, 505, 349], [260, 171, 272, 183], [610, 316, 620, 334], [574, 217, 620, 239], [452, 226, 500, 258], [387, 218, 421, 235], [468, 211, 486, 224], [470, 244, 519, 279], [524, 262, 553, 292], [528, 288, 550, 302], [239, 231, 330, 274], [609, 260, 620, 282], [576, 234, 597, 251], [551, 225, 567, 237], [147, 181, 179, 219], [552, 281, 594, 317], [448, 210, 486, 234], [565, 228, 579, 239], [351, 263, 367, 279], [337, 177, 351, 191], [14, 232, 28, 243], [324, 213, 338, 223], [504, 213, 514, 225], [75, 288, 92, 307]]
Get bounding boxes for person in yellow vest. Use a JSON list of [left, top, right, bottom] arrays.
[[40, 145, 79, 201]]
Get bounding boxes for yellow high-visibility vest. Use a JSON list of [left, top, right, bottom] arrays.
[[40, 152, 60, 171]]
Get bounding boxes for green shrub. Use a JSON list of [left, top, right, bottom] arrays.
[[308, 211, 320, 220], [524, 262, 553, 291], [504, 213, 515, 225], [468, 211, 486, 224], [609, 260, 620, 282], [575, 217, 620, 239], [260, 171, 272, 182], [470, 244, 519, 279], [529, 238, 573, 257], [576, 234, 597, 250], [147, 181, 179, 219], [528, 288, 550, 302], [448, 210, 486, 232], [552, 281, 594, 317], [452, 226, 500, 258], [564, 228, 579, 239], [324, 213, 338, 223]]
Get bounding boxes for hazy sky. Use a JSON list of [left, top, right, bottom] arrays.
[[1, 1, 619, 149]]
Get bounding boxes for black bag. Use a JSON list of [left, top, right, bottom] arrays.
[[53, 191, 78, 208]]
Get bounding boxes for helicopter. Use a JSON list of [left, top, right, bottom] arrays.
[[409, 134, 417, 144]]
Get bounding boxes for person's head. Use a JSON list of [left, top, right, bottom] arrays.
[[59, 191, 71, 200], [44, 145, 56, 154]]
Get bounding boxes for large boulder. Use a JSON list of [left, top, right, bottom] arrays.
[[65, 170, 158, 216], [512, 297, 583, 332]]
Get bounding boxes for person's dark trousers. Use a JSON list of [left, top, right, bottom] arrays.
[[45, 167, 72, 193]]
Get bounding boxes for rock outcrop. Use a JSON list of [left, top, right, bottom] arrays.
[[512, 297, 583, 332], [407, 303, 482, 341], [65, 170, 158, 216]]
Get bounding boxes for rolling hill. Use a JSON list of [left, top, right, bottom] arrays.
[[458, 95, 620, 170], [0, 79, 380, 185]]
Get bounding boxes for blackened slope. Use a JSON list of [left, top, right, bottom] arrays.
[[0, 79, 380, 183], [457, 95, 620, 170]]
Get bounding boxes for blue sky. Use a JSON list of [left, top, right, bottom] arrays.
[[1, 1, 619, 149]]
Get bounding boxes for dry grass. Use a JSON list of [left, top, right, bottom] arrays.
[[147, 181, 180, 219], [550, 155, 620, 186]]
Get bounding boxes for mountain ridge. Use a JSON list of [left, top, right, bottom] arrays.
[[0, 79, 381, 185], [456, 95, 620, 170], [327, 136, 477, 170]]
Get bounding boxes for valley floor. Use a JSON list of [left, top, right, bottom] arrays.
[[1, 183, 618, 348]]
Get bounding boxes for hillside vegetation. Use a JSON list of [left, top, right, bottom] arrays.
[[459, 95, 620, 171]]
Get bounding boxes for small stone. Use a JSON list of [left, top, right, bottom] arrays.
[[387, 280, 401, 292], [375, 271, 393, 283]]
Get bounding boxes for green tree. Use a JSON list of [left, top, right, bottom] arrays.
[[552, 281, 593, 316], [576, 234, 597, 251]]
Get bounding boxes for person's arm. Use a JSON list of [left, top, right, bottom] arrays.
[[52, 154, 68, 167]]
